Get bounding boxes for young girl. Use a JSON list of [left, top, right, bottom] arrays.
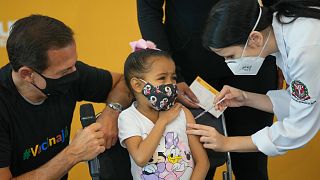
[[118, 39, 209, 180]]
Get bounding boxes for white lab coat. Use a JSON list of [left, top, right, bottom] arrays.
[[251, 15, 320, 156]]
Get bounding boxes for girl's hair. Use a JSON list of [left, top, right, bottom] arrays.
[[124, 49, 172, 93], [203, 0, 320, 49]]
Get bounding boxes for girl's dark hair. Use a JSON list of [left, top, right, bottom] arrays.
[[7, 14, 74, 72], [124, 49, 171, 92], [203, 0, 320, 49]]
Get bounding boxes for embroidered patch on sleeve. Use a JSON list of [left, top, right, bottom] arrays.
[[291, 80, 316, 105]]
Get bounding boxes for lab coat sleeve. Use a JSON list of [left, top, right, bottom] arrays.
[[266, 88, 291, 121], [252, 45, 320, 156]]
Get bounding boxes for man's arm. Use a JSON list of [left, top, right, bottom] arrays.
[[96, 72, 133, 149], [0, 123, 105, 180], [0, 168, 12, 180], [0, 146, 78, 180], [107, 72, 133, 108]]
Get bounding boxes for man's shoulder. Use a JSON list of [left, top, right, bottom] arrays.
[[0, 85, 12, 126], [0, 63, 16, 96], [71, 60, 113, 102], [0, 83, 14, 104], [74, 60, 112, 85], [0, 83, 17, 108], [75, 60, 110, 73]]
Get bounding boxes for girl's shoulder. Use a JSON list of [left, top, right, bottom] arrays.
[[118, 102, 154, 127], [119, 103, 136, 117], [181, 106, 196, 124], [118, 102, 142, 124], [166, 107, 195, 129]]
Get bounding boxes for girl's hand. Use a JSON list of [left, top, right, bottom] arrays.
[[158, 103, 183, 125], [214, 85, 248, 111]]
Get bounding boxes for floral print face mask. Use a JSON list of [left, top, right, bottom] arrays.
[[140, 79, 178, 111]]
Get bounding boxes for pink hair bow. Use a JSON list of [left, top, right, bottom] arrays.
[[129, 39, 160, 52]]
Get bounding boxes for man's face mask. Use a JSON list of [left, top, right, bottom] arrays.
[[226, 7, 271, 75], [32, 70, 79, 96], [139, 79, 178, 111]]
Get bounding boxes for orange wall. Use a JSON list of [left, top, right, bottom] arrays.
[[0, 1, 319, 179]]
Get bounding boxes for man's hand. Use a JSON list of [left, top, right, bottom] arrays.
[[0, 123, 106, 180], [176, 82, 199, 108], [99, 73, 132, 149], [96, 106, 119, 149], [68, 123, 106, 162]]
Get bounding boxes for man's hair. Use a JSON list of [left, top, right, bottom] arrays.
[[6, 14, 74, 72]]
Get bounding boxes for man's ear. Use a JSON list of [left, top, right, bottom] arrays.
[[17, 67, 34, 83], [130, 77, 144, 93], [247, 31, 263, 48]]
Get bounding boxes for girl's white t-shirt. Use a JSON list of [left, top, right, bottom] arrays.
[[118, 102, 194, 180]]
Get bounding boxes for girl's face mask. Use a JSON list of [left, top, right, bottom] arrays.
[[225, 7, 270, 75], [139, 79, 178, 111]]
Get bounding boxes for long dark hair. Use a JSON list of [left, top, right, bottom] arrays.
[[203, 0, 320, 49]]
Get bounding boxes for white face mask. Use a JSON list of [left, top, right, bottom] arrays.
[[225, 56, 265, 75], [226, 7, 271, 76]]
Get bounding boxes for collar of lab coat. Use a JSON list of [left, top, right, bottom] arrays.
[[272, 14, 291, 83]]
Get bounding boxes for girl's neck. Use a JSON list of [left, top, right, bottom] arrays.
[[135, 101, 159, 123]]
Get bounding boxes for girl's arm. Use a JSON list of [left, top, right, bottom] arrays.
[[183, 107, 210, 179], [124, 103, 182, 167]]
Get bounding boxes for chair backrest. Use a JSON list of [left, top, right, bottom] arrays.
[[98, 141, 133, 180]]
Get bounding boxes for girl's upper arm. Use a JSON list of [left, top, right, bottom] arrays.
[[124, 136, 143, 157], [182, 107, 209, 175], [182, 107, 196, 125]]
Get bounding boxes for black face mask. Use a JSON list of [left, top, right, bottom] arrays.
[[32, 70, 79, 96], [140, 79, 178, 111]]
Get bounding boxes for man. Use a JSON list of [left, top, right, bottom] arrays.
[[0, 15, 132, 179], [137, 0, 278, 179]]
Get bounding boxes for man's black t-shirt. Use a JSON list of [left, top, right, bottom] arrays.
[[0, 61, 112, 179]]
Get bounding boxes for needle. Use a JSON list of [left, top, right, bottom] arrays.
[[194, 97, 226, 119]]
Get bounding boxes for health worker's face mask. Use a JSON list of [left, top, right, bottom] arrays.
[[225, 7, 271, 75], [140, 79, 178, 111], [32, 70, 79, 96]]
